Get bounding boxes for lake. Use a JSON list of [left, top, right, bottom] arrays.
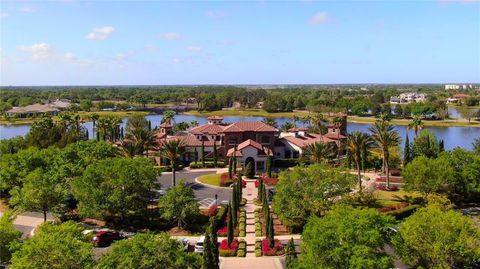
[[1, 114, 479, 150]]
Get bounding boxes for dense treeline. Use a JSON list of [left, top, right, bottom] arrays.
[[1, 85, 479, 115]]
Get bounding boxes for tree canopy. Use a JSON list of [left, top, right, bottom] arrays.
[[295, 205, 394, 269], [272, 164, 355, 230], [96, 233, 201, 269], [392, 204, 480, 268], [0, 211, 22, 264], [158, 181, 199, 228], [9, 221, 94, 269]]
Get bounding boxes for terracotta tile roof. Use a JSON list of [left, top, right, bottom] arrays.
[[226, 148, 243, 157], [162, 135, 217, 147], [281, 134, 336, 148], [222, 121, 277, 133], [190, 124, 225, 135], [159, 121, 173, 128], [287, 127, 309, 132], [227, 139, 273, 156], [323, 132, 346, 139]]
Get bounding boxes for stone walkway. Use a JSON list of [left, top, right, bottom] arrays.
[[243, 179, 259, 257]]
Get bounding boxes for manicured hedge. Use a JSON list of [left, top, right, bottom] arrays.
[[190, 161, 225, 169], [237, 239, 246, 257], [255, 239, 262, 257], [214, 207, 227, 229]]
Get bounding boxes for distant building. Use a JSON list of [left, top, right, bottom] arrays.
[[445, 84, 460, 90], [255, 101, 264, 109], [446, 94, 470, 105], [6, 104, 59, 117], [390, 92, 426, 104], [47, 99, 71, 109]]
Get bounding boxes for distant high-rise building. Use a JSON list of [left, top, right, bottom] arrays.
[[445, 84, 460, 90]]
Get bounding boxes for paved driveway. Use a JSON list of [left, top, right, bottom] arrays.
[[157, 170, 232, 206], [0, 211, 53, 238]]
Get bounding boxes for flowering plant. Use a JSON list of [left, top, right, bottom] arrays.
[[262, 239, 284, 256], [220, 239, 239, 250]]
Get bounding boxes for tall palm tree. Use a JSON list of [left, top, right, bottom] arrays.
[[408, 115, 424, 137], [302, 142, 335, 164], [310, 113, 324, 136], [160, 139, 186, 186], [96, 117, 110, 141], [280, 121, 296, 132], [89, 113, 99, 137], [109, 116, 122, 142], [162, 110, 176, 124], [332, 116, 345, 160], [369, 121, 401, 189], [190, 120, 199, 127], [347, 131, 374, 192]]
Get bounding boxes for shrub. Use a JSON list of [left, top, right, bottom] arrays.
[[219, 238, 239, 256], [240, 198, 247, 206], [377, 202, 410, 213], [219, 248, 237, 257], [214, 207, 227, 229], [255, 249, 262, 257], [237, 249, 246, 257], [255, 239, 263, 257], [274, 159, 298, 168], [374, 183, 399, 191], [261, 174, 279, 186], [190, 161, 225, 169], [262, 239, 285, 256]]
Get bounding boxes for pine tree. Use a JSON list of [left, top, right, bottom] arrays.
[[227, 203, 234, 247], [403, 134, 411, 167], [201, 140, 205, 167], [213, 142, 218, 167], [268, 214, 274, 248], [285, 238, 297, 268], [266, 156, 272, 178]]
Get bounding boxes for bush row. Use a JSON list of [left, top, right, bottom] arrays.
[[237, 239, 246, 257], [239, 209, 246, 237], [254, 210, 262, 236], [255, 239, 262, 257], [384, 204, 421, 220], [189, 161, 225, 169]]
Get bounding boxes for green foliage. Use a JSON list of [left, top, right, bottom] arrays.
[[272, 164, 355, 231], [10, 221, 94, 269], [245, 161, 254, 179], [227, 203, 234, 247], [203, 217, 220, 268], [285, 238, 297, 269], [189, 161, 225, 169], [26, 116, 87, 149], [473, 137, 480, 154], [73, 157, 158, 220], [0, 136, 27, 155], [97, 233, 201, 269], [267, 214, 274, 248], [403, 155, 454, 195], [302, 142, 336, 164], [158, 180, 199, 228], [392, 205, 480, 268], [412, 129, 441, 158], [403, 134, 412, 166], [296, 205, 394, 269], [160, 139, 186, 186], [266, 156, 272, 178], [0, 211, 22, 264]]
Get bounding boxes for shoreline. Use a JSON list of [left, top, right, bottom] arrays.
[[1, 109, 479, 128]]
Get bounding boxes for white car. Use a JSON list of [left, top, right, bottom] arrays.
[[194, 235, 205, 254]]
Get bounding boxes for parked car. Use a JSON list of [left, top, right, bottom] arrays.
[[194, 235, 205, 254], [92, 230, 122, 247], [149, 189, 166, 203]]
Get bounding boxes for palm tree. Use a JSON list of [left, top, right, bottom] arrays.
[[108, 116, 122, 142], [280, 121, 296, 132], [96, 117, 110, 141], [89, 113, 99, 137], [309, 113, 324, 136], [369, 121, 401, 189], [347, 131, 374, 192], [190, 120, 199, 127], [160, 139, 187, 186], [408, 115, 424, 137], [332, 116, 345, 160], [302, 142, 335, 164], [118, 140, 139, 158], [262, 117, 278, 128], [162, 110, 176, 124]]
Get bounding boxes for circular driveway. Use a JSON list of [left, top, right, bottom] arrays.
[[157, 170, 232, 204]]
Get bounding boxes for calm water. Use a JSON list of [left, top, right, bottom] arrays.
[[1, 114, 478, 150]]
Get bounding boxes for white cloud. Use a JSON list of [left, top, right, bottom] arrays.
[[18, 43, 53, 60], [0, 12, 8, 18], [206, 11, 226, 18], [85, 26, 115, 40], [161, 32, 180, 40], [187, 46, 202, 52], [309, 11, 329, 25], [172, 57, 182, 63], [18, 6, 36, 13], [64, 52, 78, 61], [144, 44, 160, 52]]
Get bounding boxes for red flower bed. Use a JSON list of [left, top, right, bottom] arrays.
[[242, 180, 247, 188], [261, 175, 279, 186], [374, 183, 399, 191], [207, 204, 218, 217], [220, 239, 239, 250], [220, 173, 234, 187], [217, 226, 228, 236], [375, 177, 403, 183], [378, 202, 410, 213], [255, 179, 259, 188], [262, 239, 284, 256]]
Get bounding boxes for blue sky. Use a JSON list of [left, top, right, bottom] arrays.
[[1, 0, 479, 86]]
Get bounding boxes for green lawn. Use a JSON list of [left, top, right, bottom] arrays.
[[374, 189, 422, 206], [348, 115, 480, 128], [197, 173, 222, 186], [0, 111, 150, 125]]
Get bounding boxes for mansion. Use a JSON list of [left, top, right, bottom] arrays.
[[155, 115, 346, 173]]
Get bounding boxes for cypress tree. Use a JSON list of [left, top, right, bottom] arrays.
[[403, 134, 411, 166], [231, 185, 237, 226], [85, 129, 89, 139], [258, 177, 263, 200], [227, 203, 234, 247], [439, 139, 445, 152], [285, 238, 297, 268], [201, 140, 205, 167], [228, 157, 233, 180], [268, 214, 274, 248], [148, 120, 152, 130], [203, 224, 213, 269], [213, 142, 218, 167], [233, 146, 238, 175], [209, 217, 219, 269], [120, 126, 124, 139], [238, 181, 243, 205], [245, 161, 254, 179], [194, 147, 198, 164], [266, 156, 272, 178]]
